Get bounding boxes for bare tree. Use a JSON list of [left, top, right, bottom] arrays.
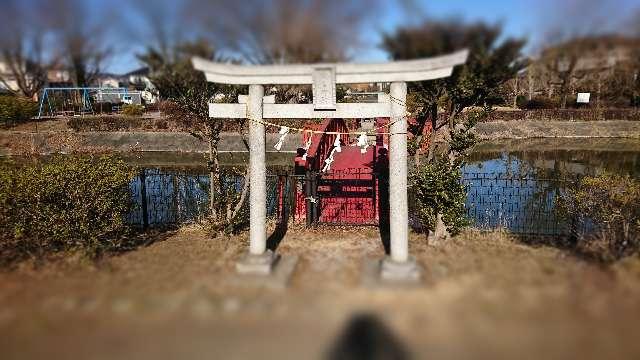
[[46, 0, 110, 87], [139, 40, 249, 234], [0, 0, 49, 98], [188, 0, 381, 64], [533, 0, 640, 107], [132, 1, 187, 64]]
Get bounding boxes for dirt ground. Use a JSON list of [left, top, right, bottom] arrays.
[[1, 227, 639, 360]]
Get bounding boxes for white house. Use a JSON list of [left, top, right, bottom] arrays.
[[0, 61, 20, 94]]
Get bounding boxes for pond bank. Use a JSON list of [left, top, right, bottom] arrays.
[[474, 120, 640, 140], [1, 120, 640, 156], [0, 131, 300, 156]]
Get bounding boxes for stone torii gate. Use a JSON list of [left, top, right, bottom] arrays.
[[193, 49, 467, 283]]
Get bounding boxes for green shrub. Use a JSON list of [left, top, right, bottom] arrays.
[[122, 104, 144, 116], [0, 155, 137, 264], [94, 102, 114, 114], [515, 95, 528, 109], [558, 173, 640, 262], [410, 157, 469, 235], [0, 95, 39, 126]]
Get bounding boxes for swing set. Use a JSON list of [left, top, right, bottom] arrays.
[[36, 87, 129, 119]]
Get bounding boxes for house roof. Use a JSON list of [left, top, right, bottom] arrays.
[[124, 67, 150, 77]]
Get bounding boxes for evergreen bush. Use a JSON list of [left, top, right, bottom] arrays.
[[410, 157, 469, 235], [558, 173, 640, 262], [122, 104, 145, 116], [0, 155, 137, 264], [0, 95, 39, 127]]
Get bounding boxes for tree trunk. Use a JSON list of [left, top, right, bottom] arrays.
[[208, 135, 220, 220], [513, 76, 519, 108], [426, 103, 438, 162], [429, 213, 450, 245], [229, 168, 251, 222], [528, 71, 533, 100]]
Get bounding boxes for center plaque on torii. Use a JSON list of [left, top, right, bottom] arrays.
[[193, 49, 468, 284], [312, 66, 336, 110]]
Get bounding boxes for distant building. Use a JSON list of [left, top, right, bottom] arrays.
[[94, 73, 123, 88], [46, 66, 72, 88], [123, 67, 158, 104], [0, 61, 20, 94]]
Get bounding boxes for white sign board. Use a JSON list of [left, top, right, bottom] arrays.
[[577, 93, 590, 103]]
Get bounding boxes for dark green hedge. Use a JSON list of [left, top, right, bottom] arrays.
[[480, 108, 640, 122], [0, 155, 137, 264], [0, 95, 39, 127], [409, 158, 469, 235]]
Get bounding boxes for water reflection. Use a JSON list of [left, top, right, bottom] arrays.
[[467, 138, 640, 178]]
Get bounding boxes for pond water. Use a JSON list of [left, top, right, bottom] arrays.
[[5, 138, 640, 235], [116, 138, 640, 235], [466, 138, 640, 178], [461, 138, 639, 234]]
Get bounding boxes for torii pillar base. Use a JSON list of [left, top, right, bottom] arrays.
[[380, 256, 421, 283], [235, 250, 279, 275], [234, 251, 299, 289], [361, 257, 422, 288]]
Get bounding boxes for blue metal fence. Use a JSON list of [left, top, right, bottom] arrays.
[[127, 168, 578, 237]]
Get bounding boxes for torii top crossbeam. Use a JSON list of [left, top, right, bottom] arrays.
[[193, 50, 468, 117], [192, 49, 468, 85]]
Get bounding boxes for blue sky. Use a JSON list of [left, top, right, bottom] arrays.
[[97, 0, 638, 74]]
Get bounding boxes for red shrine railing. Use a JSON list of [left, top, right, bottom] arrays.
[[304, 118, 350, 172], [279, 116, 432, 226]]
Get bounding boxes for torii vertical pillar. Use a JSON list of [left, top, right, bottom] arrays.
[[381, 82, 420, 282], [247, 85, 266, 255], [236, 84, 279, 275]]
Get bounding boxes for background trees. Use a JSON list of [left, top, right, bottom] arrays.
[[0, 0, 111, 94], [189, 0, 380, 64], [383, 19, 526, 163], [51, 0, 110, 87], [0, 0, 48, 98], [382, 19, 526, 239], [138, 40, 247, 234]]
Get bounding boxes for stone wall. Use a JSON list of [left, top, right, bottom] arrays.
[[0, 131, 303, 156]]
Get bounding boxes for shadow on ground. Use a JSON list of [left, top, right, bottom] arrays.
[[327, 313, 410, 360]]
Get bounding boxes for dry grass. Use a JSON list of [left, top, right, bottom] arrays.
[[0, 226, 639, 359]]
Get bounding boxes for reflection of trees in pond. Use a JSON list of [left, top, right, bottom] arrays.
[[128, 170, 211, 226], [519, 177, 571, 235], [462, 173, 570, 235], [467, 148, 640, 178]]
